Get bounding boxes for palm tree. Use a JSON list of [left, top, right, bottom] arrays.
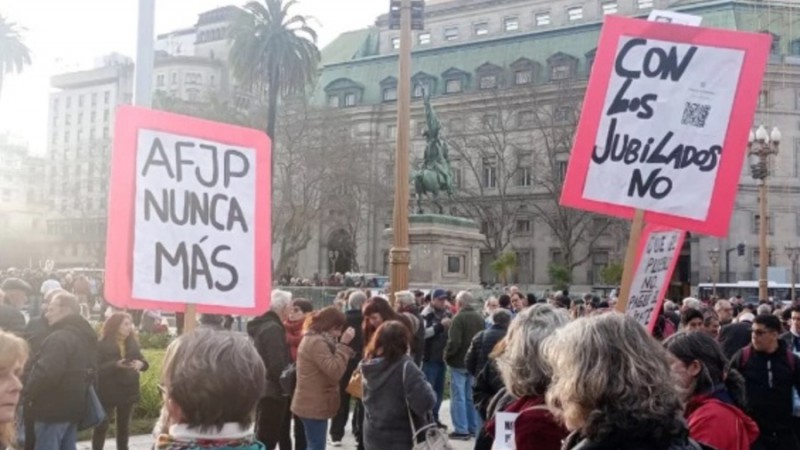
[[0, 15, 32, 100], [229, 0, 320, 142]]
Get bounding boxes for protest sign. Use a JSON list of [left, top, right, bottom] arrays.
[[493, 412, 519, 450], [560, 15, 771, 237], [625, 224, 685, 333], [105, 106, 271, 316]]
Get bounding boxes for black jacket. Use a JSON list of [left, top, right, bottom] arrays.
[[96, 337, 149, 407], [780, 331, 800, 353], [562, 431, 702, 450], [247, 311, 290, 398], [345, 309, 364, 359], [421, 305, 452, 363], [25, 314, 98, 422], [719, 321, 752, 359], [729, 341, 800, 432], [0, 303, 25, 335], [465, 324, 507, 377]]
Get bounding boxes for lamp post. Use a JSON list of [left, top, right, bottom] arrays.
[[786, 245, 800, 301], [708, 248, 720, 297], [748, 125, 781, 302], [387, 0, 423, 299]]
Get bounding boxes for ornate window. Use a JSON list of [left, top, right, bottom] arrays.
[[476, 62, 504, 90], [442, 67, 470, 95], [547, 52, 579, 81]]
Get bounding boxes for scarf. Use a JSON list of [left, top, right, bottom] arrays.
[[155, 434, 264, 450]]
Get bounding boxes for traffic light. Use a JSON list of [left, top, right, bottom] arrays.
[[737, 243, 745, 256], [389, 0, 425, 30]]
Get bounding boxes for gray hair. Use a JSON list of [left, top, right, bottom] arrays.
[[348, 291, 367, 310], [394, 290, 415, 307], [682, 297, 701, 310], [663, 300, 678, 313], [270, 289, 292, 312], [162, 330, 266, 431], [757, 304, 772, 316], [496, 304, 569, 398], [543, 313, 684, 438], [53, 292, 80, 315], [456, 291, 474, 308]]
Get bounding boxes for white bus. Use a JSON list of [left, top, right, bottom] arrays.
[[697, 281, 793, 303]]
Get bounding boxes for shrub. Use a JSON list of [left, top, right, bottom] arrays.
[[134, 349, 166, 420], [138, 332, 173, 350]]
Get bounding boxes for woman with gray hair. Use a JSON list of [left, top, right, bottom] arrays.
[[483, 304, 570, 450], [153, 329, 266, 450], [544, 314, 701, 450]]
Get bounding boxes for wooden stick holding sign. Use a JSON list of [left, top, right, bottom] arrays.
[[615, 209, 645, 312], [184, 304, 197, 333]]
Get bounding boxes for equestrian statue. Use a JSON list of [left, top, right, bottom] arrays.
[[412, 90, 454, 214]]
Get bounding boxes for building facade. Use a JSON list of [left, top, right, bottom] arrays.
[[284, 0, 800, 293], [0, 134, 49, 267]]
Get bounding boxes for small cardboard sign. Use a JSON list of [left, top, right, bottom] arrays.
[[105, 106, 272, 315], [493, 412, 519, 450], [560, 16, 771, 236], [626, 224, 685, 332]]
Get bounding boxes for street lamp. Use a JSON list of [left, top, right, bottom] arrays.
[[748, 125, 781, 301], [786, 245, 800, 301], [708, 248, 720, 297]]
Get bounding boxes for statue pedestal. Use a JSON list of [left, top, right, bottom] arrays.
[[384, 214, 484, 291]]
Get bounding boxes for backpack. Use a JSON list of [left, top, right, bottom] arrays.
[[740, 345, 796, 372]]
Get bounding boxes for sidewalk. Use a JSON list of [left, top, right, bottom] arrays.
[[78, 400, 475, 450]]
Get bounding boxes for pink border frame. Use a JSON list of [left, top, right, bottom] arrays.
[[104, 106, 272, 315], [632, 224, 686, 334], [560, 15, 771, 237]]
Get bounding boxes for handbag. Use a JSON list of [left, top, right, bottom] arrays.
[[78, 384, 106, 430], [279, 363, 297, 395], [345, 366, 363, 399], [403, 361, 454, 450]]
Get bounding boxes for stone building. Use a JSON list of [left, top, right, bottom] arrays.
[[285, 0, 800, 295]]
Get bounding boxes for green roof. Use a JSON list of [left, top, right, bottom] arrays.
[[312, 1, 800, 106], [320, 28, 380, 66]]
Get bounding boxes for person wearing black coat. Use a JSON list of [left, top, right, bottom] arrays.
[[719, 313, 754, 359], [465, 309, 511, 378], [247, 290, 293, 450], [92, 313, 148, 450], [25, 293, 97, 450]]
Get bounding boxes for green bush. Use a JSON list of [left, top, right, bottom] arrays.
[[134, 349, 166, 420], [138, 332, 173, 350]]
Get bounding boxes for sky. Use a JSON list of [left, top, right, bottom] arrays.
[[0, 0, 385, 154]]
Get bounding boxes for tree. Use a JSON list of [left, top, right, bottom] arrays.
[[447, 91, 529, 260], [490, 251, 518, 285], [526, 80, 614, 278], [228, 0, 320, 144], [0, 15, 32, 100]]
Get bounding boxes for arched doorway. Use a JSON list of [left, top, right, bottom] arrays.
[[327, 229, 354, 275]]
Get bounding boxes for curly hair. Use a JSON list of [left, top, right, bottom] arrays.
[[496, 304, 569, 398], [543, 313, 687, 443]]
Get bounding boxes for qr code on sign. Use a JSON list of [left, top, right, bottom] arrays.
[[681, 102, 711, 128]]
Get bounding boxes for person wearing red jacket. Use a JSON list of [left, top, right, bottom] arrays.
[[665, 331, 759, 450], [279, 298, 313, 450], [485, 304, 570, 450]]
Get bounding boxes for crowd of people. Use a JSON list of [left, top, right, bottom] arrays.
[[1, 279, 800, 450]]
